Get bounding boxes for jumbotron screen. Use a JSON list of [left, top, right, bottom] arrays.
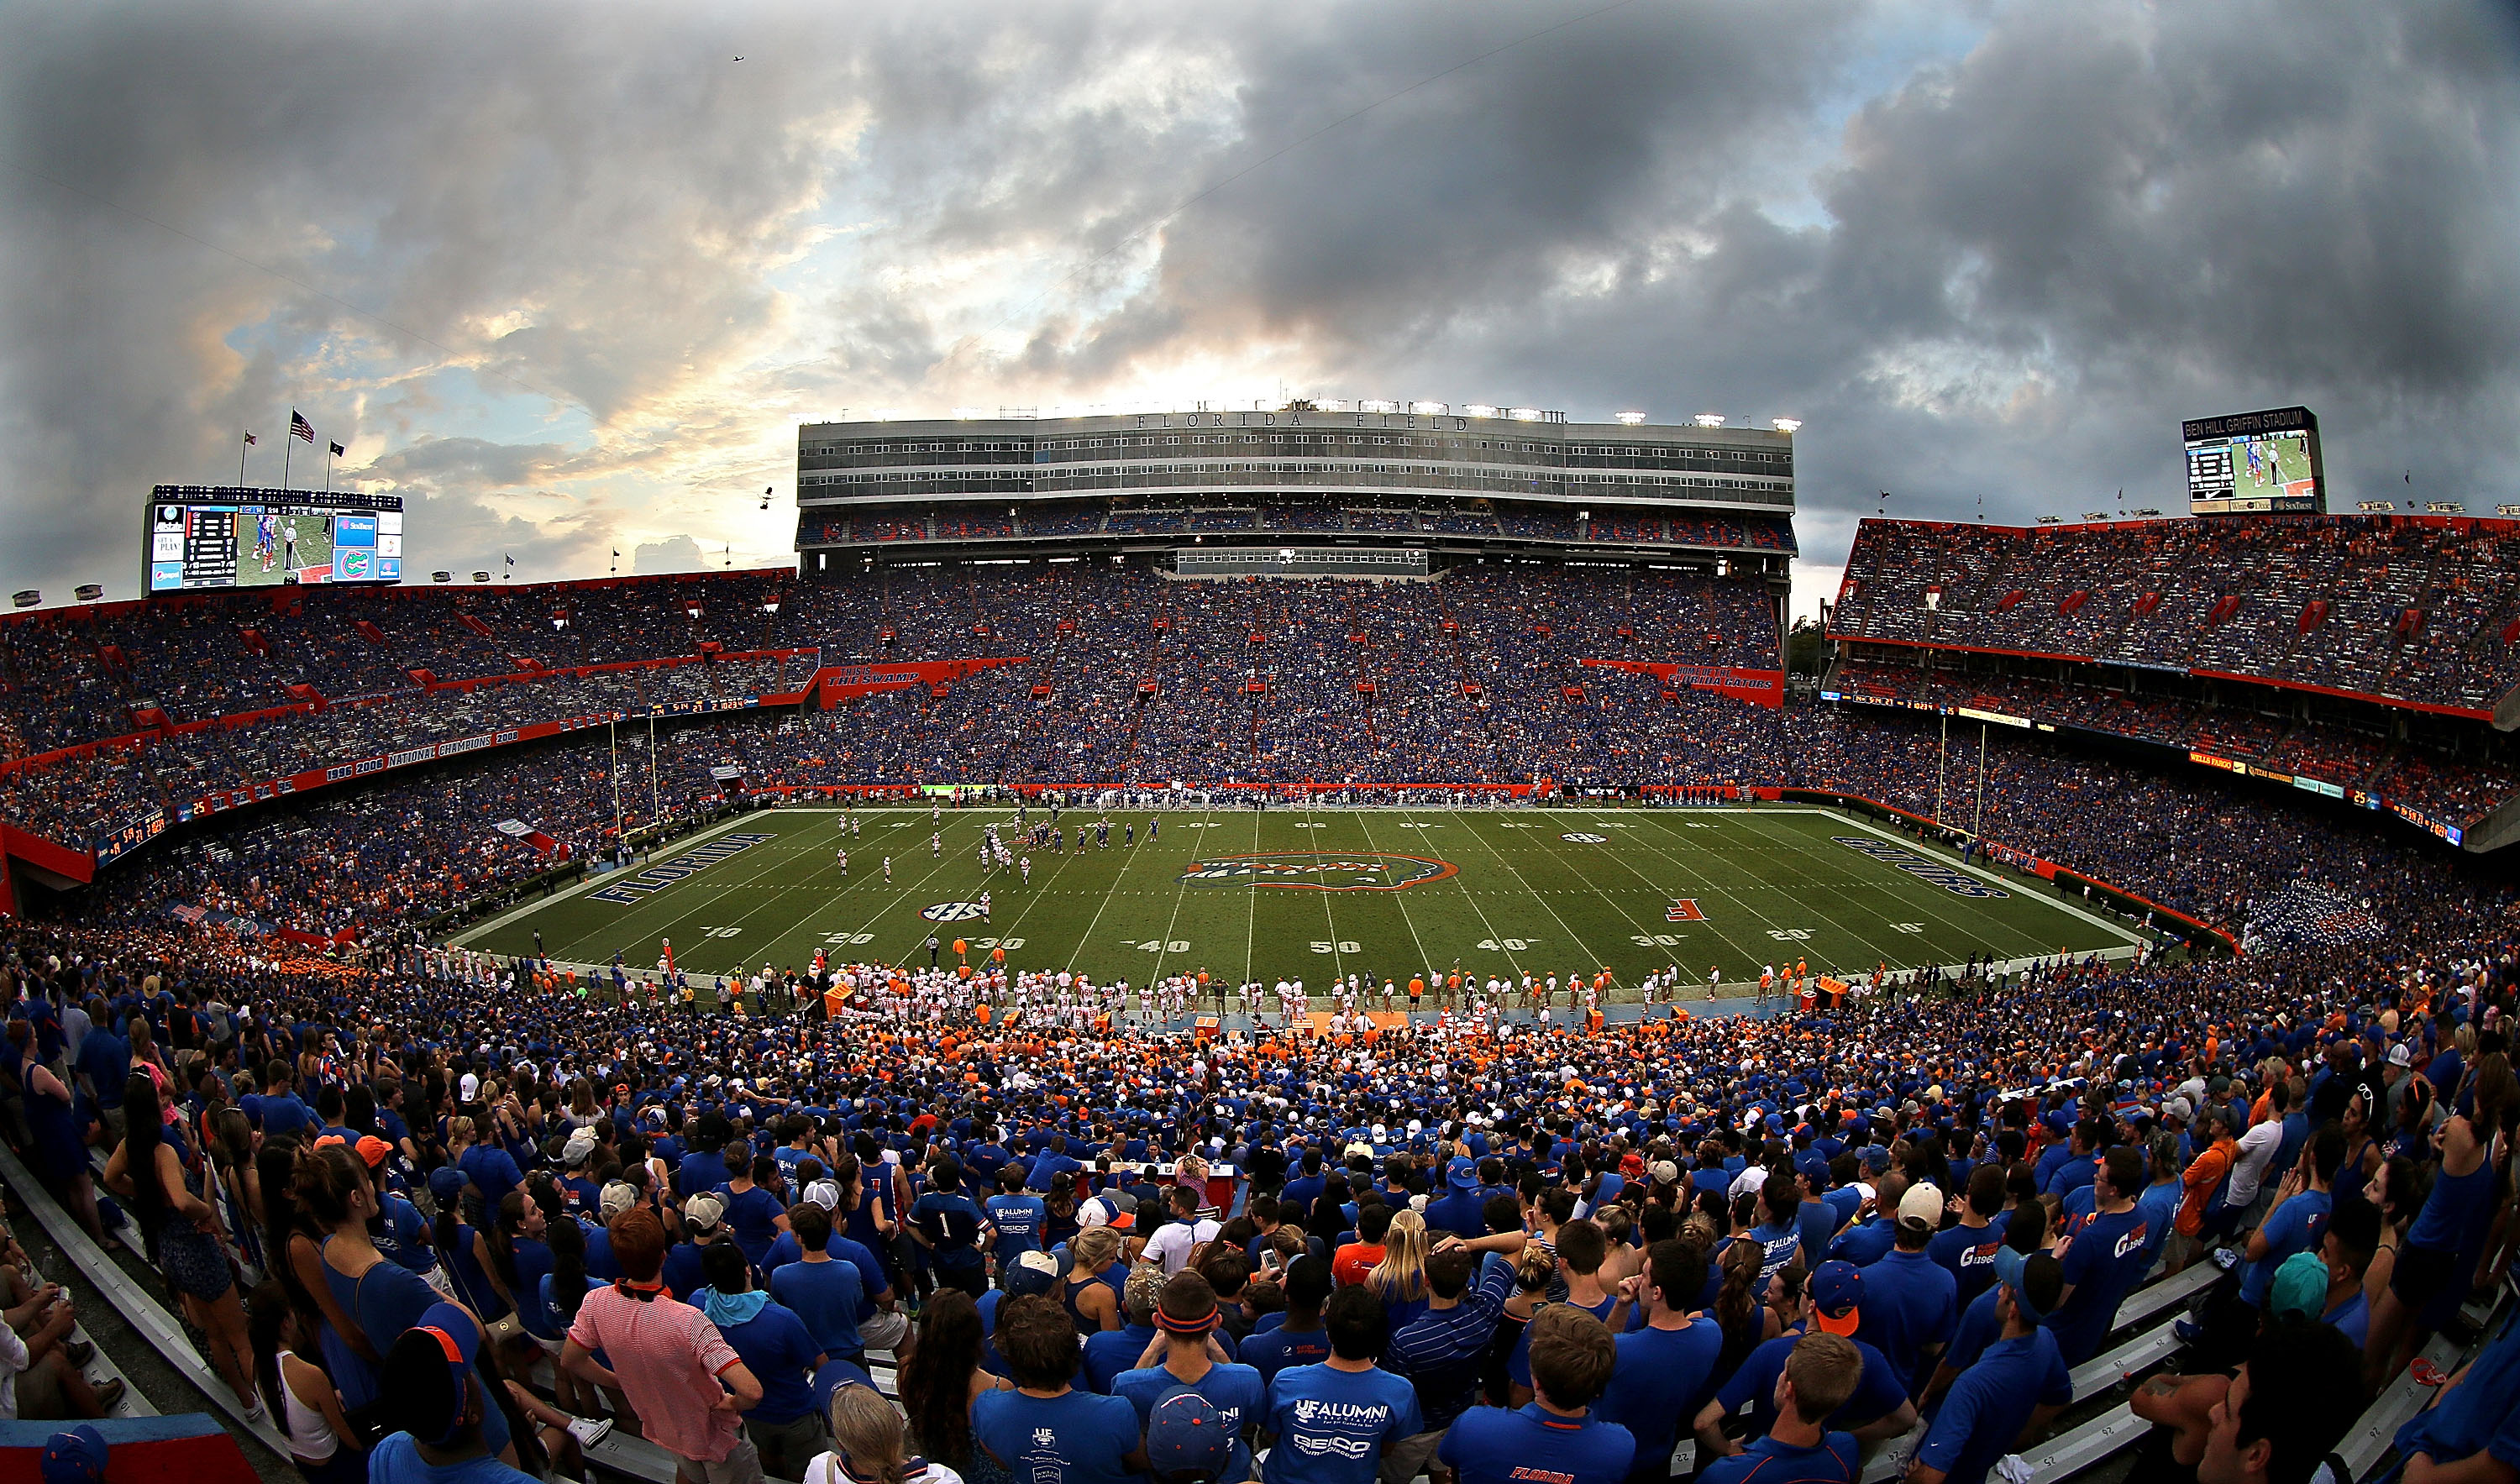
[[2184, 406, 2325, 516], [147, 486, 404, 591]]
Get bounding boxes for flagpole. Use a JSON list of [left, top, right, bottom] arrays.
[[281, 433, 293, 493]]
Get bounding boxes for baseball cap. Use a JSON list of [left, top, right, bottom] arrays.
[[1810, 1261, 1863, 1336], [564, 1129, 598, 1165], [1446, 1159, 1479, 1192], [2387, 1044, 2413, 1068], [803, 1179, 842, 1211], [2163, 1097, 2192, 1122], [599, 1182, 639, 1220], [384, 1302, 484, 1446], [1898, 1182, 1945, 1230], [1006, 1249, 1063, 1298], [39, 1425, 108, 1484], [2268, 1250, 2330, 1323], [428, 1167, 468, 1204], [354, 1135, 393, 1170], [683, 1193, 725, 1233], [1146, 1392, 1234, 1479]]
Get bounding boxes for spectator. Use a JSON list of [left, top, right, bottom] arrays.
[[971, 1294, 1146, 1484], [1112, 1272, 1266, 1483], [1438, 1304, 1634, 1484], [1697, 1332, 1863, 1484], [561, 1208, 766, 1484], [1905, 1252, 2070, 1484], [696, 1240, 828, 1480], [366, 1303, 536, 1484], [1258, 1287, 1422, 1484]]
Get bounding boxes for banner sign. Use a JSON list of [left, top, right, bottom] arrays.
[[1579, 659, 1785, 709]]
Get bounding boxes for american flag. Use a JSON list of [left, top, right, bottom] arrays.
[[289, 410, 315, 443]]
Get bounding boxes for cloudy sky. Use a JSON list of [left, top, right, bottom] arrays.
[[3, 0, 2516, 611]]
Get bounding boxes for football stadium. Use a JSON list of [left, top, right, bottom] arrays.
[[2, 10, 2517, 1484], [4, 402, 2517, 1484]]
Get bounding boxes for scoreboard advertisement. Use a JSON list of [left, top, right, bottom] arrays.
[[146, 486, 403, 592], [2185, 406, 2325, 516]]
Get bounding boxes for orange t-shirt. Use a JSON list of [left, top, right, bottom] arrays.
[[1331, 1242, 1386, 1287]]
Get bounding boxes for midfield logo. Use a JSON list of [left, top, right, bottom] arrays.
[[1178, 852, 1457, 891]]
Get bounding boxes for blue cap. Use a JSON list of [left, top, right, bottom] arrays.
[[1811, 1261, 1863, 1335], [1146, 1392, 1233, 1477], [1446, 1158, 1479, 1192], [428, 1166, 468, 1204], [39, 1426, 108, 1484]]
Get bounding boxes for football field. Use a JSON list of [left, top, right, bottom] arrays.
[[457, 804, 2146, 994]]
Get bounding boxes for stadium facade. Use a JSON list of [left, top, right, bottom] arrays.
[[791, 404, 1798, 595]]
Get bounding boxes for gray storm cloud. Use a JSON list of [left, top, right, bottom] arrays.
[[0, 0, 2513, 601]]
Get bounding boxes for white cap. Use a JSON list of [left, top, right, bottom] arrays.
[[1898, 1182, 1945, 1228]]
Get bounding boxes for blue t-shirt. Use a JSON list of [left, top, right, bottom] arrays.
[[1261, 1363, 1423, 1484], [1592, 1320, 1723, 1473], [365, 1434, 540, 1484], [1084, 1324, 1158, 1395], [974, 1387, 1143, 1484], [712, 1299, 824, 1424], [1439, 1405, 1635, 1484], [2239, 1190, 2332, 1310], [1914, 1331, 2071, 1484], [1924, 1218, 2005, 1309], [1240, 1324, 1333, 1387], [911, 1190, 990, 1270], [986, 1193, 1048, 1262], [2048, 1207, 2150, 1365], [1114, 1363, 1267, 1483], [1830, 1217, 1898, 1269], [769, 1256, 865, 1357], [717, 1185, 787, 1266], [1941, 1286, 2004, 1377], [1716, 1327, 1908, 1437], [1856, 1249, 1956, 1396], [1696, 1432, 1860, 1484]]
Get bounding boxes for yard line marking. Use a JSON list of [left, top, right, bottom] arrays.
[[1450, 810, 1611, 969]]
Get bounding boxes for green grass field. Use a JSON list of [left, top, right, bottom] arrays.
[[455, 805, 2145, 993]]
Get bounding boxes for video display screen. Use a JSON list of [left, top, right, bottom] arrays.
[[147, 487, 403, 591], [2185, 407, 2325, 516]]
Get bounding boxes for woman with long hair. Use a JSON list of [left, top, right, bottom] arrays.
[[538, 1217, 601, 1416], [895, 1288, 1009, 1484], [208, 1109, 260, 1266], [246, 1280, 364, 1484], [1041, 1170, 1081, 1251], [104, 1072, 259, 1419], [298, 1141, 517, 1466], [1709, 1226, 1767, 1382], [1363, 1209, 1431, 1324], [2361, 1154, 2425, 1311], [18, 1040, 109, 1249], [1060, 1226, 1124, 1333], [811, 1379, 965, 1484]]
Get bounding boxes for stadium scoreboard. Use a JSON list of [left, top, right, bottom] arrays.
[[2184, 406, 2325, 516], [146, 486, 404, 592]]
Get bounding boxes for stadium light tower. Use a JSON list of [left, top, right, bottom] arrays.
[[1614, 412, 1647, 426], [1771, 418, 1801, 433], [1693, 413, 1726, 427]]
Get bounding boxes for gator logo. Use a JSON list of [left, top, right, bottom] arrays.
[[1178, 852, 1457, 891]]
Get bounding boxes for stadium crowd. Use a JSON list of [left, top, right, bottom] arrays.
[[1, 794, 2514, 1484]]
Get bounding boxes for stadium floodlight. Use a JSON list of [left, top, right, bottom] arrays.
[[1693, 413, 1727, 427], [470, 570, 491, 583], [432, 570, 454, 583], [1410, 401, 1449, 416], [1509, 407, 1544, 422], [1614, 412, 1647, 426], [1361, 399, 1401, 413], [1464, 405, 1500, 418], [1770, 417, 1802, 433]]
